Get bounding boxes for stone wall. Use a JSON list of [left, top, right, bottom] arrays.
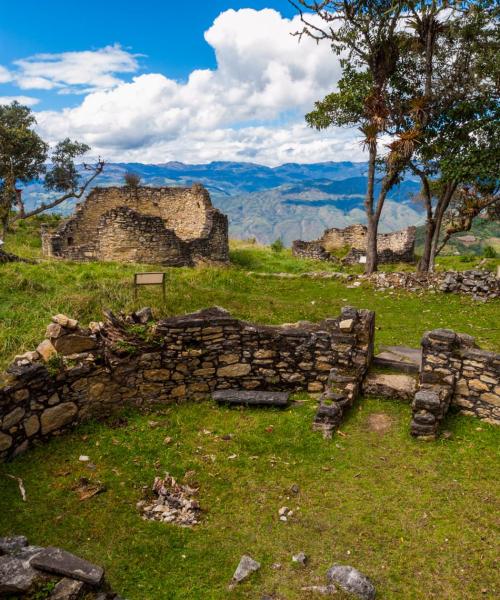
[[41, 184, 229, 265], [0, 306, 374, 461], [292, 224, 416, 265], [411, 329, 500, 438]]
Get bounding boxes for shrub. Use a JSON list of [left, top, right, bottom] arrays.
[[459, 253, 475, 263], [483, 245, 497, 258], [271, 238, 284, 253], [124, 171, 141, 187]]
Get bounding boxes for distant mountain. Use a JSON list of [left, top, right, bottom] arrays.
[[20, 160, 425, 246]]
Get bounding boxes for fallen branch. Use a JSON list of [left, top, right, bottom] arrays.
[[7, 474, 27, 501]]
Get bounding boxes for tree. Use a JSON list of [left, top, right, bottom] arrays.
[[409, 1, 499, 270], [289, 1, 469, 273], [0, 101, 104, 240]]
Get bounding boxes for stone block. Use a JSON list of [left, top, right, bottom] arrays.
[[41, 403, 78, 435], [217, 363, 251, 377], [37, 339, 57, 362], [53, 335, 97, 356], [31, 547, 104, 586], [2, 407, 25, 430], [213, 390, 289, 407], [24, 415, 40, 437]]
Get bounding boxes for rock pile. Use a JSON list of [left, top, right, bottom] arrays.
[[367, 269, 499, 301], [138, 473, 201, 526], [0, 536, 124, 598]]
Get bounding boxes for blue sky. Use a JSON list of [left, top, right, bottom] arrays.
[[0, 1, 362, 165]]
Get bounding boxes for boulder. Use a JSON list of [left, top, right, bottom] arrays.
[[327, 565, 376, 600], [37, 339, 58, 362], [52, 315, 78, 329], [50, 577, 85, 599], [31, 547, 104, 586], [0, 432, 13, 452], [0, 555, 40, 594]]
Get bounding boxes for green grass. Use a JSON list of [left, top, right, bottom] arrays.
[[1, 220, 499, 599], [1, 225, 499, 368], [1, 398, 498, 599]]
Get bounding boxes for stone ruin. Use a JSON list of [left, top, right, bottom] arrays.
[[292, 224, 416, 265], [0, 306, 374, 461], [41, 184, 229, 266]]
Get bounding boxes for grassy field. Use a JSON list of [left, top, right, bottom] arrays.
[[0, 399, 498, 599], [1, 220, 499, 368], [0, 220, 499, 599]]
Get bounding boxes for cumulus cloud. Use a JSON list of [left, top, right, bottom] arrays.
[[0, 66, 12, 84], [32, 9, 362, 165], [0, 95, 40, 106], [14, 44, 140, 94]]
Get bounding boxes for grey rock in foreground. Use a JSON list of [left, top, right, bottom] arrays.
[[327, 564, 376, 600], [229, 555, 261, 587], [0, 535, 28, 554], [0, 555, 40, 594], [50, 577, 85, 599], [31, 547, 104, 586]]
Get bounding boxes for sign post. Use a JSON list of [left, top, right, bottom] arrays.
[[133, 272, 166, 301]]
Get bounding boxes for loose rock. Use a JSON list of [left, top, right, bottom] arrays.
[[326, 565, 376, 600]]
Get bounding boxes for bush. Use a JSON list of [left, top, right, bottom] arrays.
[[270, 238, 284, 253], [483, 245, 497, 258], [459, 253, 475, 263], [124, 171, 141, 187]]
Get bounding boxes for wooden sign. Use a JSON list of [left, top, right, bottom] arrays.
[[134, 272, 166, 300]]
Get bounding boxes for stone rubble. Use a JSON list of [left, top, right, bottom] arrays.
[[137, 473, 201, 526], [366, 269, 499, 301]]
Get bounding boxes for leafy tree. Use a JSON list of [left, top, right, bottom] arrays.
[[0, 101, 104, 240], [409, 1, 499, 270], [289, 1, 475, 273]]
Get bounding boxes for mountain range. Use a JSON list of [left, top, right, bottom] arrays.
[[22, 161, 425, 246]]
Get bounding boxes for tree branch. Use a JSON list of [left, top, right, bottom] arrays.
[[12, 160, 104, 222]]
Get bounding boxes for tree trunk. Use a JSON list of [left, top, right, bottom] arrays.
[[364, 144, 378, 274], [418, 218, 436, 273], [365, 215, 378, 274], [428, 184, 456, 272]]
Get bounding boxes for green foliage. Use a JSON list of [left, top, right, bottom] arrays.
[[45, 354, 64, 376], [306, 66, 372, 129], [44, 139, 90, 192], [483, 245, 497, 258], [270, 238, 284, 253]]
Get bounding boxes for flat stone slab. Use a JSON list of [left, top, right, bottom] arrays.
[[31, 547, 104, 586], [213, 390, 289, 407], [374, 345, 421, 374], [363, 372, 417, 401]]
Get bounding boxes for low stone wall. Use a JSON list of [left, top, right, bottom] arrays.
[[291, 240, 335, 262], [411, 329, 499, 438], [0, 306, 374, 461], [368, 269, 499, 301]]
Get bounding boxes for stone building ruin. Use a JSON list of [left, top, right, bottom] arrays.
[[292, 224, 416, 265], [41, 184, 229, 265]]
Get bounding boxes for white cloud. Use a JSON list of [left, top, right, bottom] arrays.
[[0, 95, 40, 106], [34, 9, 363, 165], [0, 66, 12, 83], [14, 44, 140, 94]]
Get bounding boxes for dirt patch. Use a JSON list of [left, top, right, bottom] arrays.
[[366, 413, 393, 434]]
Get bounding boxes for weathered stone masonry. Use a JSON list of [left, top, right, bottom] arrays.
[[293, 224, 416, 265], [411, 329, 500, 438], [0, 307, 374, 461], [41, 184, 229, 266]]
